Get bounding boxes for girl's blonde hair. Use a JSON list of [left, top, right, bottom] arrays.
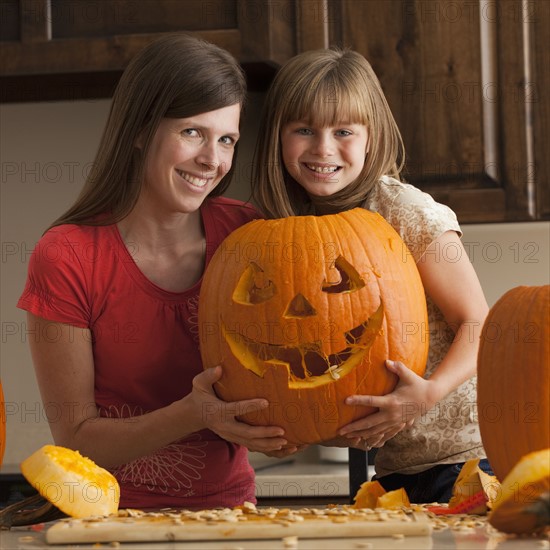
[[252, 48, 404, 218], [51, 33, 246, 229]]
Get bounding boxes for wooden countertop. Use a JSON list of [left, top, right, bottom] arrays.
[[3, 519, 548, 549]]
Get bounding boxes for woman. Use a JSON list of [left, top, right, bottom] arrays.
[[17, 34, 289, 509]]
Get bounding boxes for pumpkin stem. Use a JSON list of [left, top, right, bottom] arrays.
[[525, 492, 550, 531]]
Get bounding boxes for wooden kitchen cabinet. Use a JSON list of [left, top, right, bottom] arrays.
[[0, 0, 328, 98], [1, 0, 548, 222], [325, 0, 549, 222]]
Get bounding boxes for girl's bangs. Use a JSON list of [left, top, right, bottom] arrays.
[[284, 76, 369, 127]]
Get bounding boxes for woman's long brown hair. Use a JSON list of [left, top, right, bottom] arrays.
[[50, 33, 246, 229]]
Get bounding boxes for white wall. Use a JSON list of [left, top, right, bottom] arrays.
[[461, 222, 549, 306], [1, 99, 548, 467]]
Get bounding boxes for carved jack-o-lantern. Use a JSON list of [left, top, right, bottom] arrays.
[[199, 209, 428, 445]]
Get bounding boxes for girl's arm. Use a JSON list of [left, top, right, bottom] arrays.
[[28, 312, 289, 468], [338, 230, 489, 447], [415, 230, 489, 402]]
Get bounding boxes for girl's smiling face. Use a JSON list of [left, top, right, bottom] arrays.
[[281, 121, 369, 197]]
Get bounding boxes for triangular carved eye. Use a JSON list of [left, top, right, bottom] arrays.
[[284, 293, 317, 318], [322, 256, 365, 294], [232, 262, 276, 305]]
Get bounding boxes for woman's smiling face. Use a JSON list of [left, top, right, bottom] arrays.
[[280, 120, 369, 197], [140, 103, 241, 215]]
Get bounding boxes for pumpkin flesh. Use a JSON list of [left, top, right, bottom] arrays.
[[20, 445, 120, 518]]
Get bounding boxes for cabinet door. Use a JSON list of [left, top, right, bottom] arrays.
[[0, 0, 247, 100], [328, 0, 549, 222], [0, 0, 327, 100], [0, 0, 243, 75]]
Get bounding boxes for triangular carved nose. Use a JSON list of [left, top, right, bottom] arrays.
[[284, 293, 317, 318]]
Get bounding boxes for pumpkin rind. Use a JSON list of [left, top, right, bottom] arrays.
[[352, 480, 411, 510], [20, 445, 120, 518], [199, 209, 428, 444], [352, 480, 386, 509], [477, 285, 550, 481]]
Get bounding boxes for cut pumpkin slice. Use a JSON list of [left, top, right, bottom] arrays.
[[377, 487, 411, 509], [352, 480, 411, 510], [20, 445, 120, 518], [489, 448, 550, 534], [353, 480, 386, 509], [447, 458, 499, 514]]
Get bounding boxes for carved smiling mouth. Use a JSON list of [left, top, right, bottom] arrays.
[[222, 301, 384, 388]]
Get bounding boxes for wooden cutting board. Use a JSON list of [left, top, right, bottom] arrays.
[[46, 506, 432, 544]]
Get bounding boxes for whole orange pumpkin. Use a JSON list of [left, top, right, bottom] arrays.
[[477, 285, 550, 481], [199, 208, 429, 445]]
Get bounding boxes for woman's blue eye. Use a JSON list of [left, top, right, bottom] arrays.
[[183, 128, 199, 137], [220, 136, 236, 145]]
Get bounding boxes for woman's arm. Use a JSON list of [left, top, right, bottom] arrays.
[[28, 312, 289, 468], [338, 230, 489, 445]]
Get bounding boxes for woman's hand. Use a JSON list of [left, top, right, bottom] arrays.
[[189, 366, 290, 453], [338, 359, 435, 449]]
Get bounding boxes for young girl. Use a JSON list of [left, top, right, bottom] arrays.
[[252, 48, 492, 503], [17, 34, 293, 509]]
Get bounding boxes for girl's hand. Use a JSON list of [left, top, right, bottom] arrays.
[[189, 366, 289, 453], [261, 445, 309, 458], [338, 359, 435, 449]]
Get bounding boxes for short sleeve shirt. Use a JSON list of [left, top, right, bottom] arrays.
[[17, 197, 262, 508], [364, 176, 486, 476]]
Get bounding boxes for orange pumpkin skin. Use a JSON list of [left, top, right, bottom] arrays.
[[199, 209, 428, 445], [0, 380, 5, 467], [477, 285, 550, 481]]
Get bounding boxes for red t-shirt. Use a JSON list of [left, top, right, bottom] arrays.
[[18, 197, 261, 509]]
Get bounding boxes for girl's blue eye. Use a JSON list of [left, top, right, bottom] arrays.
[[296, 128, 313, 135], [336, 130, 352, 137]]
